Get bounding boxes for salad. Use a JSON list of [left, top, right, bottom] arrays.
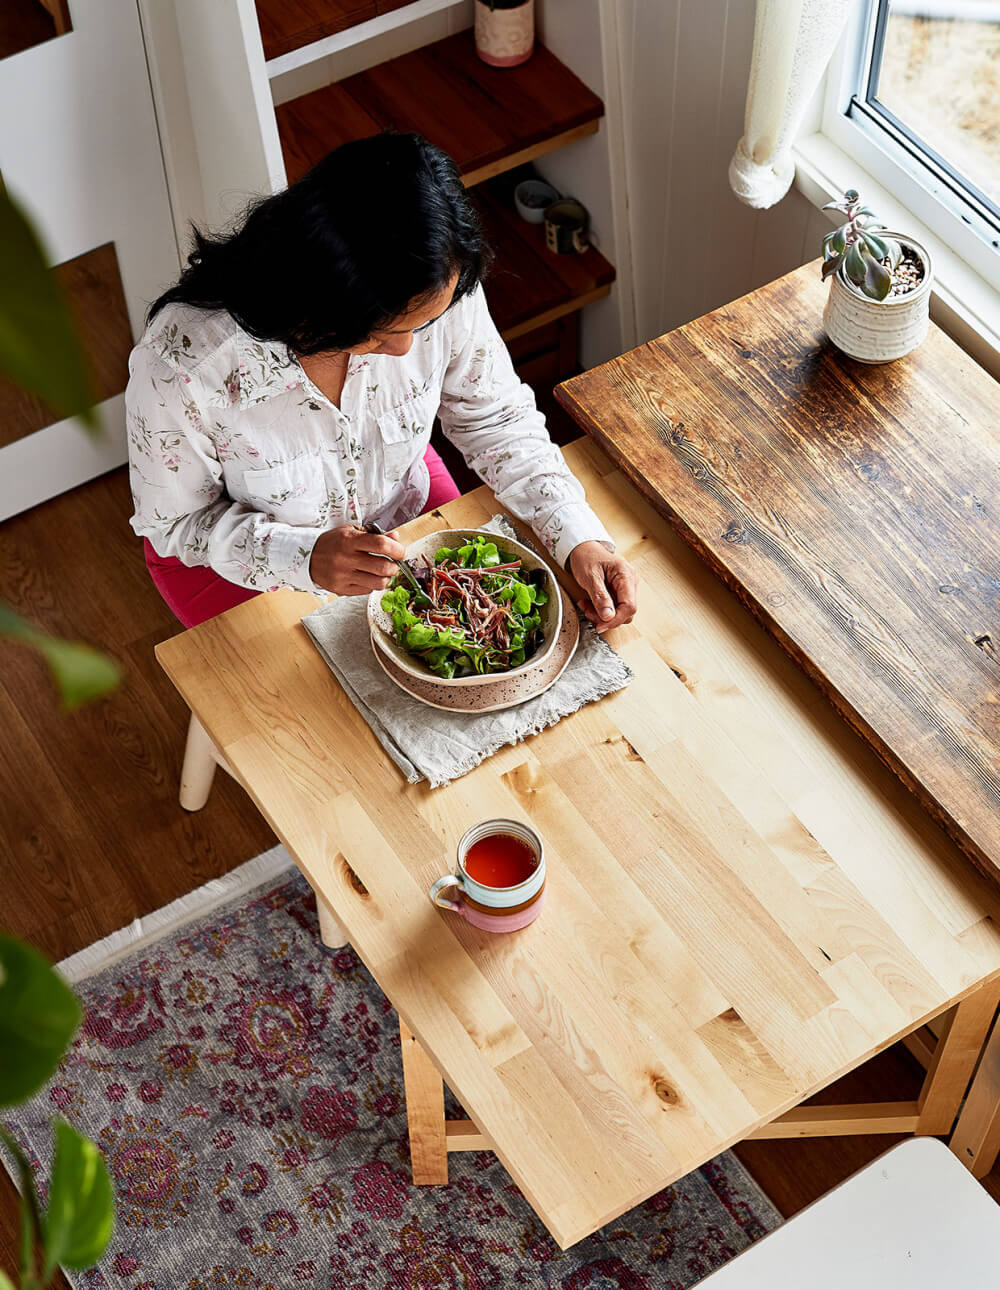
[[380, 535, 550, 679]]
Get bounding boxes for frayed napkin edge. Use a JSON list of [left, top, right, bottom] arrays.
[[421, 632, 633, 789]]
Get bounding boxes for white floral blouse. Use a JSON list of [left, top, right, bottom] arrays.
[[125, 284, 613, 595]]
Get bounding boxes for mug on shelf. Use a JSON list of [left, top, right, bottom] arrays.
[[544, 197, 589, 255], [429, 819, 545, 934]]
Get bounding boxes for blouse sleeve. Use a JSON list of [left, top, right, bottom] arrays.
[[436, 284, 613, 568], [126, 347, 326, 594]]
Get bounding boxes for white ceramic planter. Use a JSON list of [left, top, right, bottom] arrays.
[[823, 234, 933, 364], [474, 0, 534, 67]]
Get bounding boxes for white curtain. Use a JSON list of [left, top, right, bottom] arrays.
[[729, 0, 858, 209]]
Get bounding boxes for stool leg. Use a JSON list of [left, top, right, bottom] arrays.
[[179, 714, 219, 811], [315, 892, 350, 949], [399, 1018, 449, 1184]]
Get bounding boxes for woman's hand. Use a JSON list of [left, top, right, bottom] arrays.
[[568, 541, 638, 633], [310, 524, 405, 595]]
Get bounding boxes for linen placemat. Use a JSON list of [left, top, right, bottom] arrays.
[[302, 516, 632, 787]]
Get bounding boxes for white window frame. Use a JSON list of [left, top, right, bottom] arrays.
[[821, 0, 1000, 294]]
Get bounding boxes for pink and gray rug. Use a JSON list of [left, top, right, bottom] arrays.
[[2, 853, 780, 1288]]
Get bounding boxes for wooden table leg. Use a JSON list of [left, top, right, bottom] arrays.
[[916, 978, 1000, 1136], [399, 1017, 449, 1185], [951, 1006, 1000, 1178]]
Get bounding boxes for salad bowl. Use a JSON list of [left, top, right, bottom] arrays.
[[367, 528, 564, 688], [371, 579, 579, 713]]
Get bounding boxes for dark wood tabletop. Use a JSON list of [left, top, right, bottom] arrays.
[[556, 261, 1000, 887]]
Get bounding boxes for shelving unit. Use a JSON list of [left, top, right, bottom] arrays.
[[275, 32, 604, 186], [256, 0, 466, 72], [159, 2, 617, 476], [272, 28, 613, 387]]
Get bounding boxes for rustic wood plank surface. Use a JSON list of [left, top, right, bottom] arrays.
[[555, 263, 1000, 888], [155, 440, 1000, 1248]]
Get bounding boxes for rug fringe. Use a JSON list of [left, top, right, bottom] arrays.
[[57, 845, 294, 984]]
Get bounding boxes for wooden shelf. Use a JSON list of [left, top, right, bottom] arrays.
[[0, 242, 132, 447], [476, 176, 615, 340], [0, 0, 69, 61], [275, 31, 604, 187], [255, 0, 424, 62], [263, 0, 464, 77]]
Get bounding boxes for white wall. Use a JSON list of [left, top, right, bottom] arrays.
[[537, 0, 834, 365]]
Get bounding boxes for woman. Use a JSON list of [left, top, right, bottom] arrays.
[[127, 132, 637, 633]]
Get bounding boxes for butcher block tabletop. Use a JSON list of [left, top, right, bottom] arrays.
[[556, 263, 1000, 889], [156, 441, 1000, 1248]]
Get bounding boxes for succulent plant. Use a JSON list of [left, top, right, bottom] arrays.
[[821, 189, 903, 301]]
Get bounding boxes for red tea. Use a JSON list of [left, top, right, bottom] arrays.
[[464, 833, 538, 889]]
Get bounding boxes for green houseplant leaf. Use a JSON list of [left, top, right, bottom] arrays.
[[863, 254, 893, 301], [41, 1121, 114, 1275], [0, 603, 120, 710], [0, 188, 96, 432], [0, 936, 81, 1107], [844, 241, 868, 287]]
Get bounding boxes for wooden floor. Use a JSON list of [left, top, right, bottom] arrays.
[[2, 464, 998, 1281]]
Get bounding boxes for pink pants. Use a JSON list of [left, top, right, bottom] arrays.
[[145, 443, 461, 629]]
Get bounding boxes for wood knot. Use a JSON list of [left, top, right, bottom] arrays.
[[602, 734, 643, 762], [938, 585, 960, 595], [337, 854, 369, 899], [722, 521, 748, 545], [650, 1073, 680, 1106], [503, 762, 543, 796]]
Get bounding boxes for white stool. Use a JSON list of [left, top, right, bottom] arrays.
[[696, 1137, 1000, 1287], [177, 712, 350, 949]]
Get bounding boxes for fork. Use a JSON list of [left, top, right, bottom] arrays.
[[363, 521, 428, 601]]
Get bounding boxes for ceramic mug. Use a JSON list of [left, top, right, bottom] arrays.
[[544, 197, 589, 255], [429, 819, 545, 933]]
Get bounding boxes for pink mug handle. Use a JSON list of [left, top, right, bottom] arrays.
[[429, 874, 465, 914]]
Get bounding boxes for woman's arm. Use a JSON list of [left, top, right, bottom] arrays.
[[126, 348, 326, 593], [437, 284, 612, 568], [437, 285, 637, 630]]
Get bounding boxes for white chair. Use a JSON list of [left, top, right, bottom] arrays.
[[695, 1137, 1000, 1288]]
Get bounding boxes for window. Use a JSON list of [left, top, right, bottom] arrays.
[[823, 0, 1000, 291]]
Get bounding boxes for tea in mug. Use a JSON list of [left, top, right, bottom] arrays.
[[464, 832, 538, 889]]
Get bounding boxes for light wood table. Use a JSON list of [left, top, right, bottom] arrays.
[[156, 440, 1000, 1250]]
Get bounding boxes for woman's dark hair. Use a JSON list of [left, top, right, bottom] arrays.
[[148, 132, 492, 354]]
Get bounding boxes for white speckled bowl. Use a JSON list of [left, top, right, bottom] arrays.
[[366, 528, 562, 688]]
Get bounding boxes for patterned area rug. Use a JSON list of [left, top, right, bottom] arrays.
[[3, 850, 781, 1289]]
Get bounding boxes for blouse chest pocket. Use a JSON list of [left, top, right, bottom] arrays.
[[241, 455, 324, 526], [376, 395, 434, 481]]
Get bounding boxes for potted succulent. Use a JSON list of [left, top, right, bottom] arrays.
[[475, 0, 534, 68], [820, 189, 933, 363]]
